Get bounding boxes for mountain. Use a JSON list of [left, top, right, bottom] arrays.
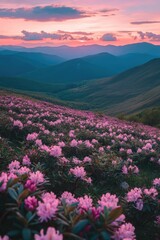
[[0, 54, 37, 77], [20, 52, 155, 84], [1, 42, 160, 59], [55, 58, 160, 115], [0, 50, 65, 77], [0, 77, 67, 93], [20, 58, 108, 84]]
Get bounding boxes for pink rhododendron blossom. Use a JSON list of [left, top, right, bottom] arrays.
[[26, 132, 38, 141], [29, 171, 45, 185], [13, 120, 23, 129], [37, 192, 59, 222], [60, 191, 77, 205], [35, 139, 42, 147], [70, 139, 78, 147], [78, 195, 93, 212], [113, 223, 136, 240], [72, 157, 81, 164], [40, 144, 50, 152], [22, 155, 31, 166], [85, 177, 92, 184], [127, 149, 133, 155], [34, 227, 63, 240], [135, 199, 143, 211], [25, 196, 38, 211], [8, 160, 20, 171], [122, 165, 128, 174], [143, 187, 158, 199], [98, 193, 119, 210], [126, 188, 142, 202], [25, 180, 36, 192], [17, 166, 30, 175], [59, 157, 69, 164], [0, 236, 9, 240], [58, 141, 65, 147], [50, 146, 62, 157], [153, 178, 160, 187], [69, 166, 86, 179]]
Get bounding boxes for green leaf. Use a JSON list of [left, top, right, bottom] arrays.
[[64, 232, 85, 240], [7, 230, 20, 237], [72, 219, 90, 234], [22, 228, 32, 240], [8, 188, 18, 202], [104, 206, 109, 218], [101, 231, 111, 240], [107, 207, 123, 224], [18, 189, 29, 203], [18, 184, 24, 195], [26, 212, 36, 223]]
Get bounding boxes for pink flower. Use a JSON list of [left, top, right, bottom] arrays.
[[113, 223, 136, 240], [0, 236, 9, 240], [13, 120, 23, 129], [60, 191, 77, 205], [34, 227, 63, 240], [29, 171, 45, 185], [26, 132, 38, 141], [17, 166, 30, 175], [153, 178, 160, 187], [25, 196, 38, 211], [8, 160, 20, 171], [37, 192, 59, 222], [72, 157, 81, 165], [50, 146, 62, 157], [69, 166, 86, 179], [58, 141, 65, 147], [25, 180, 36, 192], [98, 193, 119, 210], [126, 188, 142, 203], [40, 145, 50, 152], [70, 139, 78, 147], [122, 165, 128, 174], [99, 147, 104, 153], [143, 187, 158, 199], [135, 199, 143, 211], [22, 155, 31, 166], [35, 139, 42, 147], [59, 157, 69, 164], [85, 177, 92, 184], [127, 149, 133, 155], [69, 130, 75, 138], [85, 140, 93, 148], [78, 195, 93, 212]]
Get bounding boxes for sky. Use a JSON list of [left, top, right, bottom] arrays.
[[0, 0, 160, 47]]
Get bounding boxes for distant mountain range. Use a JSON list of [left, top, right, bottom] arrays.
[[1, 50, 157, 84], [0, 42, 160, 59], [55, 58, 160, 114], [0, 42, 160, 116], [0, 50, 65, 77]]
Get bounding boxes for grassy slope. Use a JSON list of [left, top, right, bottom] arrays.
[[56, 58, 160, 115], [20, 52, 155, 84]]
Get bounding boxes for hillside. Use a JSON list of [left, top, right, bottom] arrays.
[[55, 58, 160, 114], [20, 52, 155, 84], [0, 91, 159, 240], [20, 58, 108, 84], [0, 50, 65, 77], [0, 77, 67, 93]]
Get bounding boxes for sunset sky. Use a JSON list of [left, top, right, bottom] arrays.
[[0, 0, 160, 46]]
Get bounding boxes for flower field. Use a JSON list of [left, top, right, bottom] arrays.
[[0, 92, 159, 240]]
